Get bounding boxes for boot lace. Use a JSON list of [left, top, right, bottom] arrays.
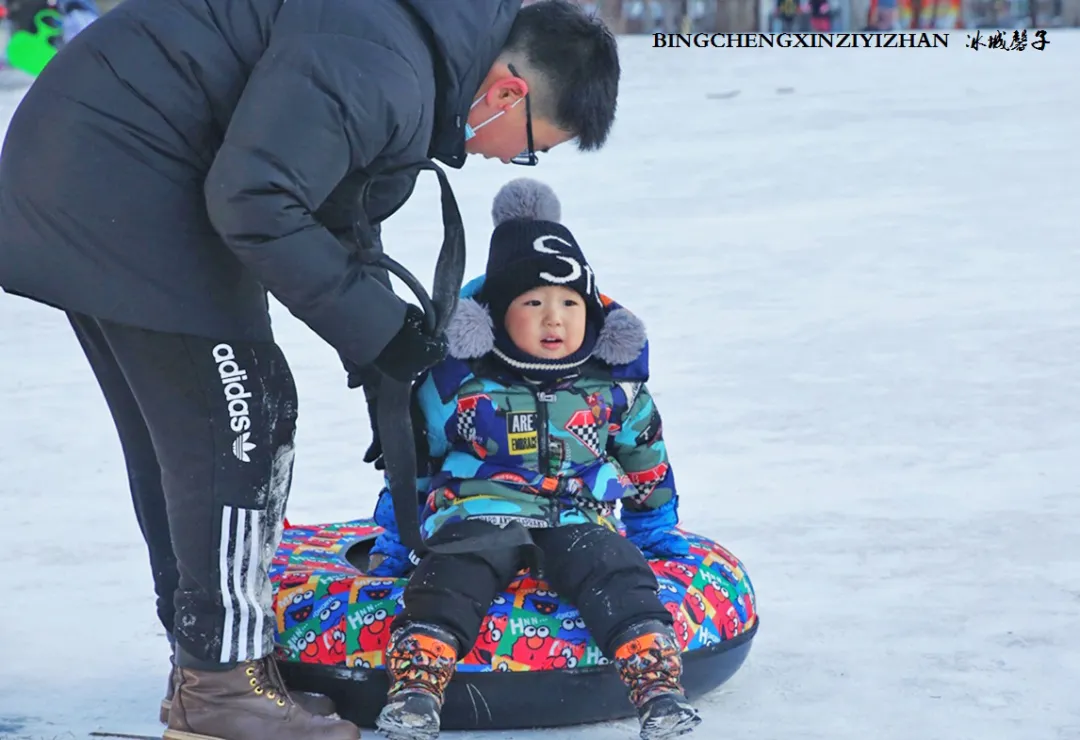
[[614, 629, 684, 708], [244, 657, 293, 708]]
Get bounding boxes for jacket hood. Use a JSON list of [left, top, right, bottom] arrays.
[[445, 276, 649, 370], [446, 296, 647, 368], [397, 0, 522, 169]]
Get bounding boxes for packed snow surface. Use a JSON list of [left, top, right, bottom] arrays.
[[2, 31, 1078, 740]]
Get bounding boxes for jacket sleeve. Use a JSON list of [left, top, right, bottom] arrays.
[[607, 383, 677, 513], [414, 363, 464, 460], [341, 224, 394, 389], [204, 34, 423, 367]]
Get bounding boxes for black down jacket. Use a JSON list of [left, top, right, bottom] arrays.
[[0, 0, 520, 367]]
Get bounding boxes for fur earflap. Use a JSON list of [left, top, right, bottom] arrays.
[[445, 299, 648, 367], [491, 178, 562, 226], [446, 298, 494, 359], [593, 308, 647, 366]]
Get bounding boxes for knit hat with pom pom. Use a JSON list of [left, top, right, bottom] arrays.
[[481, 178, 604, 332], [478, 178, 606, 376]]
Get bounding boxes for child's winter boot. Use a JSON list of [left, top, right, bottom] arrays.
[[375, 622, 459, 740], [612, 620, 702, 740]]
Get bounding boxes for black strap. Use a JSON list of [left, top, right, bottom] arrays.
[[354, 162, 535, 559]]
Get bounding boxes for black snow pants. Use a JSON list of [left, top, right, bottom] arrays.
[[67, 312, 298, 670], [394, 521, 673, 659]]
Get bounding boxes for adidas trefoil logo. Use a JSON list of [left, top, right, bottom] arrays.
[[233, 432, 256, 463]]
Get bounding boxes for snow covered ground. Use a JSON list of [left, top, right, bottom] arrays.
[[2, 29, 1079, 740]]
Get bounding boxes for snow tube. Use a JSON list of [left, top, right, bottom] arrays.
[[269, 519, 758, 730]]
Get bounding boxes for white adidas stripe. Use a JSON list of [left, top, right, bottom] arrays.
[[218, 505, 266, 663], [247, 509, 264, 658], [233, 507, 250, 661], [219, 506, 236, 663]]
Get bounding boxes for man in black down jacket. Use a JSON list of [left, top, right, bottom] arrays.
[[0, 0, 620, 736]]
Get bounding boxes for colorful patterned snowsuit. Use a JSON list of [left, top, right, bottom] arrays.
[[414, 293, 677, 540]]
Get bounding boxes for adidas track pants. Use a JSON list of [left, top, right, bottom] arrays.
[[67, 312, 298, 669]]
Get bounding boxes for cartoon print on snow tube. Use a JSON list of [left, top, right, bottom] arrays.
[[269, 519, 758, 731]]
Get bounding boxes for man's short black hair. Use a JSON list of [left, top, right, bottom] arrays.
[[501, 0, 620, 151]]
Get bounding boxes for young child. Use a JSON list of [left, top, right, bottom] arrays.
[[373, 178, 701, 740]]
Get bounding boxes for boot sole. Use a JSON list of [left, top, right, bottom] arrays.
[[160, 694, 335, 724], [163, 730, 228, 740], [375, 715, 440, 740], [641, 709, 702, 740]]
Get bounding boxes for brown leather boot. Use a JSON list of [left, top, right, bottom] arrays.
[[160, 663, 339, 724], [163, 656, 360, 740], [161, 642, 178, 723], [374, 623, 459, 740], [161, 665, 175, 723], [612, 620, 701, 740]]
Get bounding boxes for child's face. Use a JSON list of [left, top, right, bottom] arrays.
[[503, 285, 587, 359]]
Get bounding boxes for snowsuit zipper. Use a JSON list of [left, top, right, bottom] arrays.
[[535, 389, 555, 475], [534, 389, 563, 526]]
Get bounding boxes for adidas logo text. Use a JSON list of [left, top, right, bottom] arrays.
[[213, 343, 256, 462]]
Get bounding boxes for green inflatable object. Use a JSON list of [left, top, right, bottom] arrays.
[[6, 9, 63, 77]]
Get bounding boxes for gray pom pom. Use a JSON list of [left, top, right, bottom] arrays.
[[491, 178, 561, 226]]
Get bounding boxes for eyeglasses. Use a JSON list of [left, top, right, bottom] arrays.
[[507, 63, 537, 166]]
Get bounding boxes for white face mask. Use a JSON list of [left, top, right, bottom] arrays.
[[464, 95, 523, 141]]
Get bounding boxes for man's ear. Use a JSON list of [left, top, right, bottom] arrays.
[[488, 73, 528, 109]]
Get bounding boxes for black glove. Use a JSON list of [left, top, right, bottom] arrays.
[[372, 305, 448, 383], [362, 380, 432, 472], [362, 395, 386, 470], [338, 355, 386, 466]]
